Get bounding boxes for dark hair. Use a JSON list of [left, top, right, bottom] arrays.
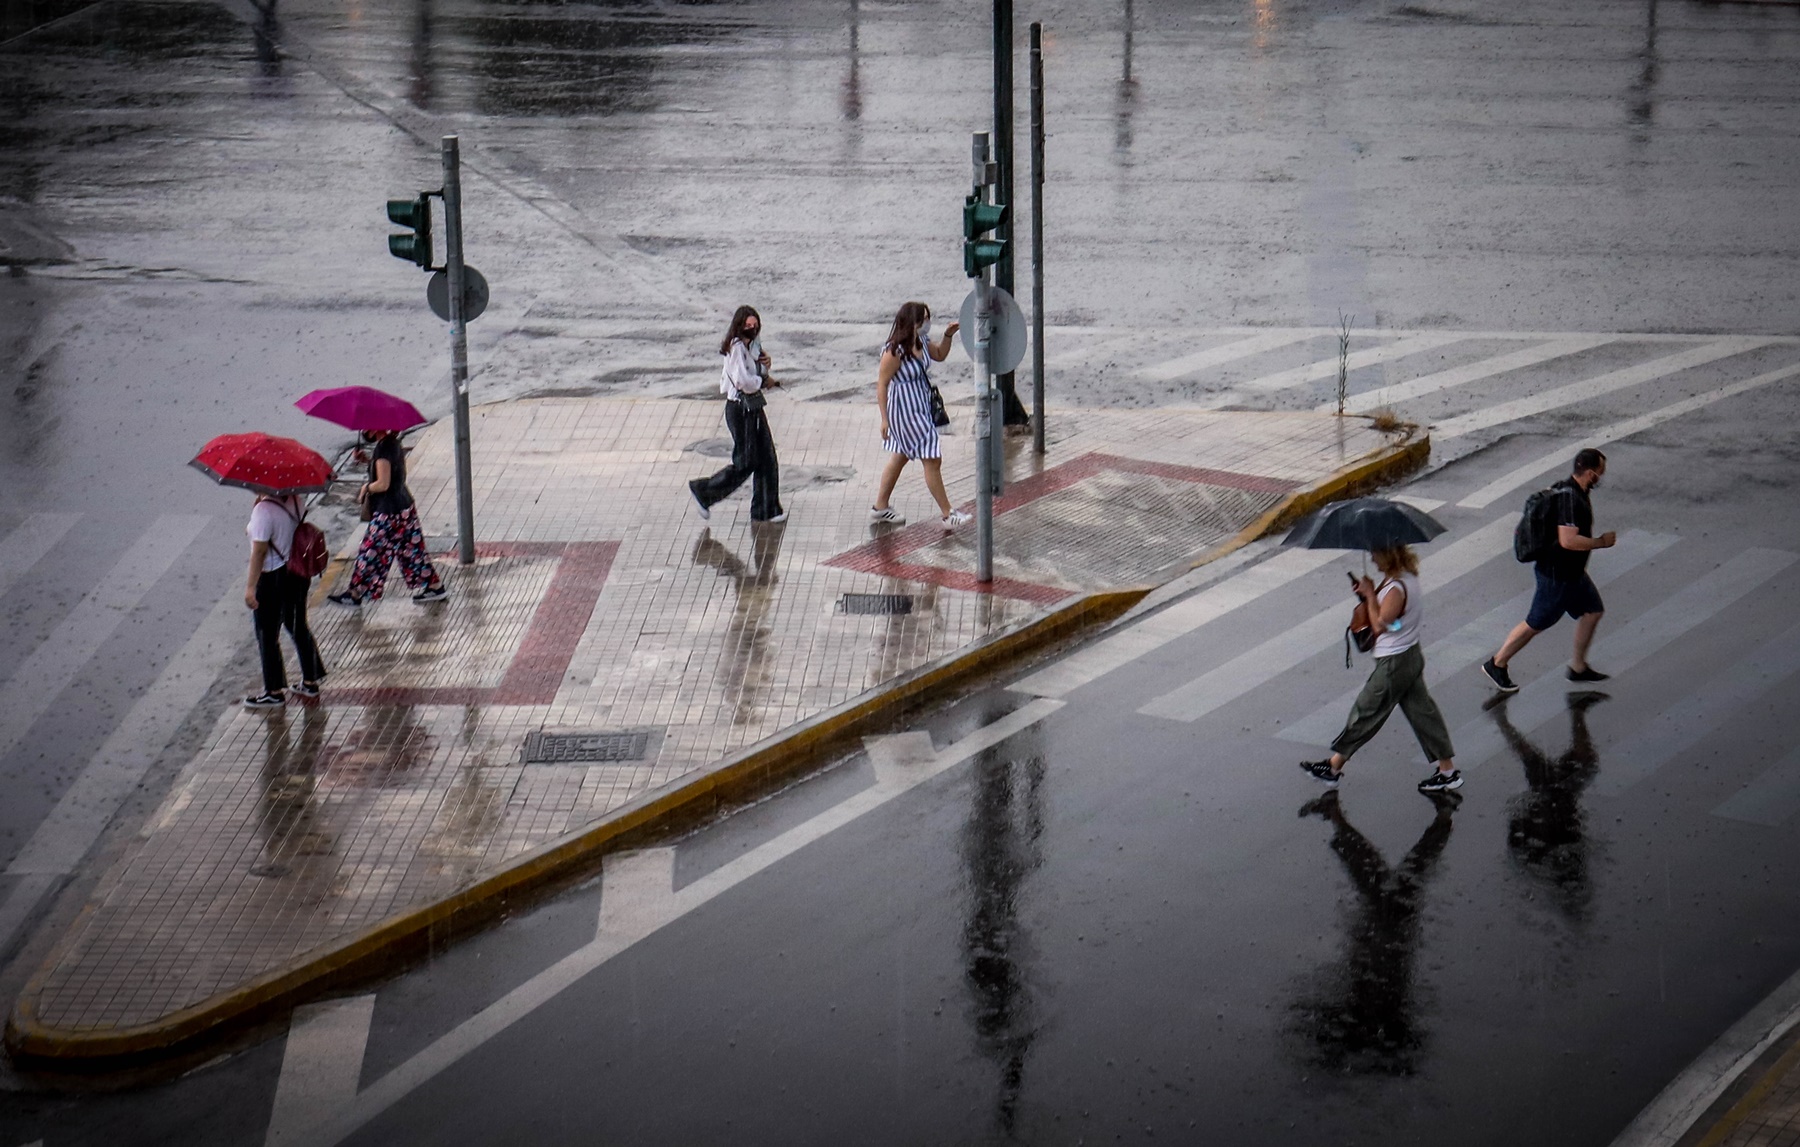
[[720, 305, 761, 356], [884, 301, 930, 357], [1573, 447, 1607, 475]]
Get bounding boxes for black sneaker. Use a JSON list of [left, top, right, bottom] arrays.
[[243, 690, 285, 707], [1299, 759, 1342, 787], [1481, 657, 1519, 693], [413, 584, 448, 604], [327, 591, 363, 609], [291, 681, 320, 698], [688, 480, 711, 521], [1567, 665, 1610, 683], [1418, 768, 1464, 793]]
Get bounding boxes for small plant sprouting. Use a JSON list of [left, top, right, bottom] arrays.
[[1336, 311, 1353, 416], [1370, 408, 1404, 433]]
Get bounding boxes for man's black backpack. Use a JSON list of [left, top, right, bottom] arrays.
[[1513, 482, 1568, 563]]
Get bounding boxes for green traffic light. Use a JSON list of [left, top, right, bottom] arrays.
[[964, 238, 1008, 278], [962, 196, 1008, 241], [386, 194, 434, 270]]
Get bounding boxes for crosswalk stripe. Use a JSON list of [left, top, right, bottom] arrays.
[[0, 513, 79, 601], [1432, 337, 1773, 440], [0, 515, 210, 767], [1042, 333, 1145, 369], [1137, 515, 1517, 723], [265, 995, 378, 1147], [1276, 529, 1677, 746], [1586, 615, 1800, 801], [1232, 332, 1463, 394], [1713, 745, 1800, 828], [1335, 335, 1615, 414], [1008, 546, 1342, 698], [1136, 330, 1321, 383], [1456, 359, 1800, 510], [1449, 548, 1797, 771]]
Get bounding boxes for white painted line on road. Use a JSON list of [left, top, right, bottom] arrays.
[[1391, 495, 1446, 512], [265, 995, 377, 1147], [1276, 530, 1677, 746], [1456, 359, 1800, 509], [301, 698, 1065, 1147], [1234, 332, 1463, 394], [596, 848, 677, 937], [1715, 744, 1800, 828], [0, 513, 79, 601], [1433, 338, 1772, 441], [1042, 333, 1146, 370], [1451, 548, 1797, 771], [1135, 330, 1320, 383], [1008, 547, 1342, 698], [1335, 335, 1615, 414], [864, 731, 938, 787], [1588, 616, 1800, 801], [0, 515, 209, 766], [1138, 516, 1516, 723]]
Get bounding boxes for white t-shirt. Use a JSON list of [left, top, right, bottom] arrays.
[[1372, 572, 1422, 658], [247, 496, 301, 573], [718, 339, 764, 400]]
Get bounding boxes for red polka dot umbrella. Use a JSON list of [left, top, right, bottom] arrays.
[[190, 432, 334, 496], [294, 385, 428, 433]]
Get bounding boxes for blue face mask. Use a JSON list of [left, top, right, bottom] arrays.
[[918, 319, 931, 341]]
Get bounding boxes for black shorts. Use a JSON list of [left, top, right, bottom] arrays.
[[1527, 571, 1604, 630]]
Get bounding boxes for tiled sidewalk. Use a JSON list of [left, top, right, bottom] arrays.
[[11, 397, 1408, 1051]]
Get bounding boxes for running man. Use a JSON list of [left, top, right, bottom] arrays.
[[1483, 448, 1617, 692]]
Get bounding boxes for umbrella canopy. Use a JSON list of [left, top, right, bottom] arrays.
[[1282, 496, 1447, 551], [295, 385, 427, 433], [190, 432, 334, 496]]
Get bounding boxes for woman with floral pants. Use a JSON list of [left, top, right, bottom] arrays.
[[328, 430, 448, 607]]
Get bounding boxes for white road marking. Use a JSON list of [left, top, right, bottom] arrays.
[[298, 699, 1065, 1147], [1457, 359, 1800, 509], [1008, 547, 1342, 698], [864, 731, 938, 787], [0, 515, 209, 765], [1589, 616, 1800, 801], [1391, 495, 1446, 512], [1335, 335, 1615, 414], [1276, 530, 1677, 746], [1135, 329, 1321, 383], [1451, 548, 1796, 770], [1432, 338, 1773, 440], [1233, 332, 1463, 394], [1138, 516, 1517, 723], [1714, 745, 1800, 827], [596, 848, 677, 937], [0, 513, 79, 600], [265, 995, 378, 1147], [1042, 333, 1147, 369]]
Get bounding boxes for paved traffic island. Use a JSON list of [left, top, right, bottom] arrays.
[[5, 396, 1421, 1064]]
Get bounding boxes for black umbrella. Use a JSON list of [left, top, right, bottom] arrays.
[[1282, 496, 1447, 551]]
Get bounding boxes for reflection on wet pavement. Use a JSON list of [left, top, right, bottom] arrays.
[[1494, 691, 1608, 923], [1289, 790, 1459, 1077], [692, 522, 784, 727]]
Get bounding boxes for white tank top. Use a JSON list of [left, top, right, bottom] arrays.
[[1372, 572, 1422, 658]]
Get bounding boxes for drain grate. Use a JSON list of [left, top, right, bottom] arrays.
[[838, 593, 914, 616], [523, 730, 651, 764]]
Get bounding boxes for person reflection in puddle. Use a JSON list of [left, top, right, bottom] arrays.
[[1290, 790, 1461, 1076], [692, 524, 785, 726], [1491, 691, 1607, 921]]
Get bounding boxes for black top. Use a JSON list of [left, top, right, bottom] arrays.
[[368, 435, 413, 516], [1536, 478, 1593, 580]]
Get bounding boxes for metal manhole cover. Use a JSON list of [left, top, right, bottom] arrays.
[[838, 593, 914, 616], [523, 730, 651, 764]]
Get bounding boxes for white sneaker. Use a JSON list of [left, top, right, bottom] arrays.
[[941, 509, 972, 531], [869, 507, 904, 524]]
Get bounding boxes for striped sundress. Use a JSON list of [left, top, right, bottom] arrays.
[[883, 345, 940, 460]]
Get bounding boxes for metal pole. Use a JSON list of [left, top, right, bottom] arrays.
[[441, 135, 477, 565], [972, 133, 995, 585], [992, 0, 1027, 428], [1029, 22, 1046, 456]]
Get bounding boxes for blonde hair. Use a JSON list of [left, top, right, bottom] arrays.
[[1372, 545, 1419, 576]]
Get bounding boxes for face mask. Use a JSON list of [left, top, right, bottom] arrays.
[[918, 319, 931, 341]]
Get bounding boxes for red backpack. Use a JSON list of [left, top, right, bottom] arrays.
[[271, 500, 331, 579]]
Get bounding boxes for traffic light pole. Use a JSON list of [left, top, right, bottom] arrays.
[[1029, 21, 1046, 457], [992, 0, 1029, 429], [971, 133, 996, 585], [441, 135, 477, 566]]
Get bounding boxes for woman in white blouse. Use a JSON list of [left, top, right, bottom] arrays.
[[689, 305, 786, 523]]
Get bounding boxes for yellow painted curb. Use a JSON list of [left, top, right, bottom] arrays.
[[5, 429, 1427, 1066]]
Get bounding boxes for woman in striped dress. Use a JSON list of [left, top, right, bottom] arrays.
[[870, 301, 971, 530]]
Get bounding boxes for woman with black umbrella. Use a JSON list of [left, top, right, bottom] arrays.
[[1284, 498, 1460, 795]]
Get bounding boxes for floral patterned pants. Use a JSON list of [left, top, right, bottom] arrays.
[[347, 506, 439, 601]]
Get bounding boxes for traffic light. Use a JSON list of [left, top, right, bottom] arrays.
[[386, 194, 434, 270], [963, 195, 1008, 278]]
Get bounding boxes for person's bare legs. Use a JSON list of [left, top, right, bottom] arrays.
[[1492, 620, 1541, 669], [873, 453, 908, 510], [921, 457, 953, 517], [1570, 610, 1604, 672]]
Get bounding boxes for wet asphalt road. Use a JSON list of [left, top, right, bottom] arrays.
[[1, 0, 1799, 1142]]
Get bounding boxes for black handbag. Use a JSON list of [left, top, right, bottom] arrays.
[[928, 383, 950, 428], [738, 388, 767, 414]]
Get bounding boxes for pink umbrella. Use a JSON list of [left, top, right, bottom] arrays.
[[295, 386, 428, 433]]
